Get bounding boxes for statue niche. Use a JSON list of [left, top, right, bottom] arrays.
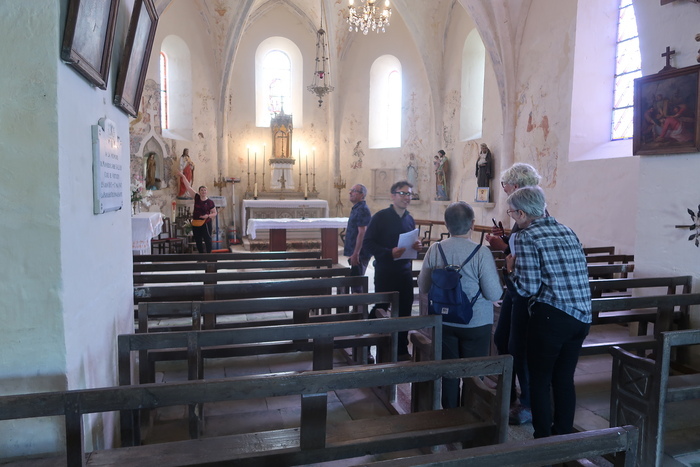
[[271, 109, 293, 159]]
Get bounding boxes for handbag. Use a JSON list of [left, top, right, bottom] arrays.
[[191, 219, 206, 227]]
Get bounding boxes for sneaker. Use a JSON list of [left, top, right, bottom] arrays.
[[508, 406, 532, 425]]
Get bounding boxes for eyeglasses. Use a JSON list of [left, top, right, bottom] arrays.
[[506, 209, 519, 215], [349, 189, 362, 193], [501, 182, 510, 188], [393, 191, 412, 197]]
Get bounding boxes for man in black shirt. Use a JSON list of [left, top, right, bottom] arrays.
[[363, 180, 422, 359]]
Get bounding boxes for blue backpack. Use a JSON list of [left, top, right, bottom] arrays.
[[428, 243, 481, 325]]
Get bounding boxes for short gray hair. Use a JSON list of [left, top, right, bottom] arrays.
[[507, 186, 547, 219], [444, 201, 475, 236], [500, 163, 541, 188], [354, 184, 367, 197]]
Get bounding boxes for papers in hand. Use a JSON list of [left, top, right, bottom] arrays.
[[395, 228, 420, 260]]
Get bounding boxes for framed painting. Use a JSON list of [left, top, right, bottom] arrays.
[[633, 64, 700, 155], [475, 187, 490, 202], [61, 0, 120, 90], [114, 0, 159, 117]]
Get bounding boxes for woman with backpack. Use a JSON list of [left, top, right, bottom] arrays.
[[418, 201, 503, 408]]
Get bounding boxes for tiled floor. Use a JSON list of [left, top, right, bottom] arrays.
[[142, 246, 700, 466]]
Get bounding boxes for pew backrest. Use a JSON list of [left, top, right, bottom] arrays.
[[133, 266, 352, 285], [133, 250, 322, 263], [133, 258, 333, 273]]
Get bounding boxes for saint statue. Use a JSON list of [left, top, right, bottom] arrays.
[[178, 148, 195, 199], [476, 143, 493, 188], [435, 149, 449, 201], [145, 153, 157, 190]]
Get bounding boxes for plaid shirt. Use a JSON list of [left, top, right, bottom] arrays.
[[510, 216, 592, 323]]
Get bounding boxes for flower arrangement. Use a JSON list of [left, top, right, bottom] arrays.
[[686, 205, 700, 247], [130, 175, 152, 208]]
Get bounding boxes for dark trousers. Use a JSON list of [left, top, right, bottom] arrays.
[[441, 324, 492, 409], [493, 291, 531, 407], [193, 223, 212, 253], [373, 267, 414, 355], [348, 257, 369, 294], [527, 302, 590, 438]]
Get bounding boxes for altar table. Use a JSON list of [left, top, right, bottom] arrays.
[[246, 217, 348, 263], [242, 199, 329, 233], [131, 212, 163, 254]]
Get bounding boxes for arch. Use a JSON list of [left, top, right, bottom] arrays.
[[160, 35, 193, 141], [369, 55, 402, 149], [460, 29, 486, 141], [255, 37, 303, 127]]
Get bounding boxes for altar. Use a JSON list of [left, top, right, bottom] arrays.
[[241, 199, 329, 233], [131, 212, 163, 254], [246, 217, 348, 263]]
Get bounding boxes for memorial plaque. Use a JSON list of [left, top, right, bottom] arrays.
[[92, 117, 124, 214]]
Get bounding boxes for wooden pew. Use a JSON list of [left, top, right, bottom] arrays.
[[133, 250, 322, 263], [120, 313, 438, 441], [0, 357, 512, 467], [585, 254, 634, 265], [133, 265, 352, 285], [583, 245, 616, 256], [610, 329, 700, 467], [134, 275, 368, 309], [356, 425, 639, 467], [580, 293, 700, 356], [133, 257, 333, 273]]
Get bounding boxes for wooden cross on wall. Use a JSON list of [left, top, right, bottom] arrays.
[[661, 46, 676, 71]]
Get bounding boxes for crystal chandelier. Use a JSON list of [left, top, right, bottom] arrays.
[[347, 0, 391, 35], [307, 1, 334, 107]]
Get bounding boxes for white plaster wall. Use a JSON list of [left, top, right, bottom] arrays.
[[632, 0, 700, 302], [0, 0, 135, 457], [507, 0, 640, 254]]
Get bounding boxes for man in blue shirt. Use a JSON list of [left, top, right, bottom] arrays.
[[504, 186, 591, 439], [344, 184, 372, 290], [363, 180, 422, 359]]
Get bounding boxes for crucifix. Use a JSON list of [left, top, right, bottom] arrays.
[[661, 46, 676, 72], [277, 172, 287, 191]]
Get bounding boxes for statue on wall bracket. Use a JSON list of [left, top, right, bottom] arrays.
[[476, 143, 493, 202]]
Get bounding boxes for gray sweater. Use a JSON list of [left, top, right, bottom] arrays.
[[418, 236, 503, 328]]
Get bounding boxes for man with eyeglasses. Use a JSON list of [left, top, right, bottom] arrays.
[[363, 180, 422, 360], [344, 184, 372, 290]]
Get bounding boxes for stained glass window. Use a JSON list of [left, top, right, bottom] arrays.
[[612, 0, 641, 140]]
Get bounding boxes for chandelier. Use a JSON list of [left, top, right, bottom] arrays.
[[347, 0, 391, 35], [307, 1, 334, 107]]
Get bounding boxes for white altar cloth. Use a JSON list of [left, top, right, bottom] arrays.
[[131, 212, 163, 254], [246, 217, 348, 239], [242, 199, 329, 233]]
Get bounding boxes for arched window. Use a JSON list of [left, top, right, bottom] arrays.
[[160, 35, 192, 140], [611, 0, 641, 140], [460, 30, 486, 141], [369, 55, 402, 148], [255, 37, 303, 127], [159, 51, 169, 130]]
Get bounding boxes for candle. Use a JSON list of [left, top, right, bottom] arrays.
[[304, 182, 308, 198], [305, 154, 309, 174], [254, 182, 258, 197], [247, 146, 250, 172], [313, 148, 316, 174], [254, 151, 257, 172], [299, 149, 302, 176]]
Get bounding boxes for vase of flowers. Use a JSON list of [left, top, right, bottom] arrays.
[[130, 175, 152, 215]]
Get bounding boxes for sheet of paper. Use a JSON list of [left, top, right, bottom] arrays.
[[395, 228, 420, 260]]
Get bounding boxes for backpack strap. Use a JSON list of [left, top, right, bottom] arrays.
[[459, 244, 481, 269], [436, 242, 449, 268]]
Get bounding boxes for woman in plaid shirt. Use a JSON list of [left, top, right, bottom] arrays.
[[504, 186, 591, 439]]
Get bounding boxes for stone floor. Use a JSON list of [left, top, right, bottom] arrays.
[[141, 245, 700, 466]]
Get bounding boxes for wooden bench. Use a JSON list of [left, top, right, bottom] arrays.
[[583, 245, 616, 256], [133, 275, 368, 306], [580, 293, 700, 356], [585, 254, 634, 265], [610, 329, 700, 466], [133, 257, 333, 273], [357, 425, 639, 467], [133, 250, 322, 263], [0, 357, 512, 467], [120, 313, 440, 441], [133, 265, 352, 285]]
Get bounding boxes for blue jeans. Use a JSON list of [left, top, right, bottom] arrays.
[[441, 324, 491, 409], [527, 302, 590, 438], [493, 291, 531, 408]]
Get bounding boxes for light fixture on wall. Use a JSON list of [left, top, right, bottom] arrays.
[[347, 0, 391, 35], [307, 0, 334, 107]]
